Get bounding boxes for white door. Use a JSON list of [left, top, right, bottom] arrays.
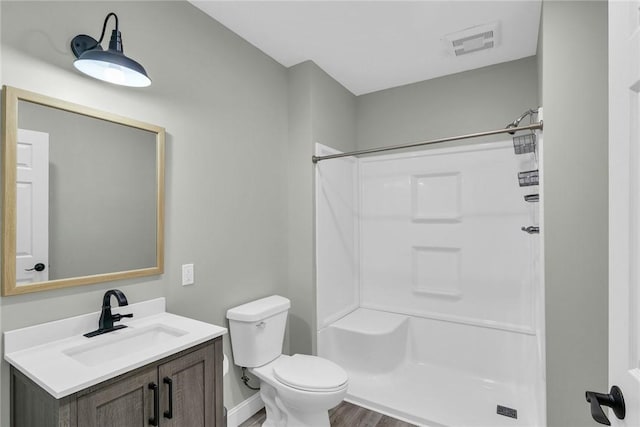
[[16, 129, 49, 285], [609, 1, 640, 425]]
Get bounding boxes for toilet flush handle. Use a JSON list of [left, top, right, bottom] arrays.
[[256, 321, 266, 328]]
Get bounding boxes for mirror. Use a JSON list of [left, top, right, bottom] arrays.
[[1, 86, 165, 296]]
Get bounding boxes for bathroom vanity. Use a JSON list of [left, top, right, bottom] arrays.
[[4, 298, 227, 427]]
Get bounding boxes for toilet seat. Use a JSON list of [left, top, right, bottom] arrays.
[[273, 354, 348, 392]]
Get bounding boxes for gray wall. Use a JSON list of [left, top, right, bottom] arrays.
[[356, 56, 539, 150], [0, 2, 611, 426], [1, 2, 357, 421], [541, 1, 608, 426], [1, 1, 289, 423], [287, 61, 356, 356], [537, 11, 544, 106], [18, 100, 157, 279], [286, 61, 314, 357]]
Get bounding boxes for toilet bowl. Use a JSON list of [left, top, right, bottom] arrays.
[[252, 355, 347, 427], [227, 295, 349, 427]]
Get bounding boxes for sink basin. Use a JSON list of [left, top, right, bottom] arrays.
[[64, 324, 188, 367]]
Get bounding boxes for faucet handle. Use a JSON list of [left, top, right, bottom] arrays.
[[112, 313, 133, 322]]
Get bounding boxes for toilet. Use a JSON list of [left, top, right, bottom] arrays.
[[227, 295, 348, 427]]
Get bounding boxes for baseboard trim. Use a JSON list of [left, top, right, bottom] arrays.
[[226, 392, 264, 427]]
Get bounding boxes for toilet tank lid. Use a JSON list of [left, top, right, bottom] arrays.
[[226, 295, 291, 322]]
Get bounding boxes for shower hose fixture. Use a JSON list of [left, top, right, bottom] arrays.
[[70, 13, 151, 87], [507, 108, 540, 155], [506, 108, 539, 134]]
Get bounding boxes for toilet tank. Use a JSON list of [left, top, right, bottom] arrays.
[[226, 295, 291, 368]]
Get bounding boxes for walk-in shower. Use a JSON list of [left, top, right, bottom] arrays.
[[314, 111, 544, 426]]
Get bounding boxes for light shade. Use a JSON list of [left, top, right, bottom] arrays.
[[71, 14, 151, 88], [74, 48, 151, 88]]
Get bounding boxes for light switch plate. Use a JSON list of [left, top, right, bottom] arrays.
[[182, 263, 194, 286]]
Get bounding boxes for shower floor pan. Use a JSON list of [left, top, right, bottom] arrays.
[[346, 361, 537, 427], [319, 308, 541, 427]]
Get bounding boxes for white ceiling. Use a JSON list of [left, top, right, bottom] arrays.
[[191, 1, 541, 95]]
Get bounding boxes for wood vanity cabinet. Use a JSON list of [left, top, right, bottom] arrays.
[[10, 337, 223, 427]]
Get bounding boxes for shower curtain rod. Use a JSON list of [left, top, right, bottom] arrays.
[[312, 122, 543, 163]]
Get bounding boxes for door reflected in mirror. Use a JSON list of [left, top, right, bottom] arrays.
[[2, 86, 165, 295]]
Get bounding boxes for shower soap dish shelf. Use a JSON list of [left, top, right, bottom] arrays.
[[518, 170, 539, 187], [513, 133, 537, 155]]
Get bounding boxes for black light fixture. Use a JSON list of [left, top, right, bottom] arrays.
[[70, 13, 151, 87]]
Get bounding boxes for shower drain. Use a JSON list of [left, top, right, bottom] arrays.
[[497, 405, 518, 419]]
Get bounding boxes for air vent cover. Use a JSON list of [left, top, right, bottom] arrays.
[[444, 22, 499, 56]]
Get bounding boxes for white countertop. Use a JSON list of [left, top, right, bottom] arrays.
[[4, 297, 227, 399]]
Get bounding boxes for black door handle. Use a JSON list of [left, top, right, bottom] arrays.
[[25, 263, 45, 272], [585, 385, 625, 425], [163, 377, 173, 419], [149, 382, 159, 426]]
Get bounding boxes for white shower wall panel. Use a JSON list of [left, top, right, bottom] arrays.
[[408, 315, 538, 386], [315, 143, 359, 329], [359, 141, 537, 332]]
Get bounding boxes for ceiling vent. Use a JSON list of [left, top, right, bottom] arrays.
[[444, 22, 499, 56]]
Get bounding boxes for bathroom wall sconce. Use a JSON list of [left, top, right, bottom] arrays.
[[70, 13, 151, 87]]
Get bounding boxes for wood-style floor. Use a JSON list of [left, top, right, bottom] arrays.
[[239, 401, 416, 427]]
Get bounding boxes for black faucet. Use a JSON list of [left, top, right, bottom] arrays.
[[84, 289, 134, 338]]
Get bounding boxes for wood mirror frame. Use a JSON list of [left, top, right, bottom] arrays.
[[1, 86, 165, 296]]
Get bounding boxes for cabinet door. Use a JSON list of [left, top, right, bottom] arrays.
[[77, 367, 157, 427], [158, 344, 216, 427]]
